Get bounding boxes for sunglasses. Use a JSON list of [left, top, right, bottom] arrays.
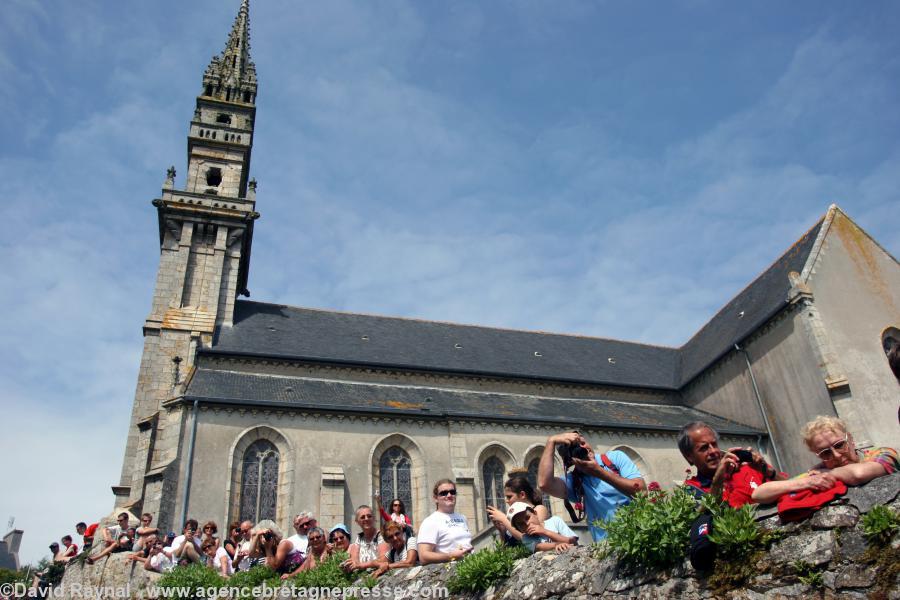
[[308, 535, 324, 542], [815, 434, 849, 459], [437, 489, 457, 497]]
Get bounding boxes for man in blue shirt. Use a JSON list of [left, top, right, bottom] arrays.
[[538, 431, 645, 541]]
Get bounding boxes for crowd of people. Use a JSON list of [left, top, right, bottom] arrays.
[[44, 416, 896, 580]]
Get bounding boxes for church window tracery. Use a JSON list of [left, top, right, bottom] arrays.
[[378, 446, 412, 519], [482, 456, 505, 511], [239, 439, 279, 523]]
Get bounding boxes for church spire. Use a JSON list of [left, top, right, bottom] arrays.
[[202, 0, 258, 104]]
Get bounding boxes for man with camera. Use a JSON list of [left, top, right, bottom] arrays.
[[538, 431, 645, 542], [678, 421, 786, 570], [678, 421, 786, 507]]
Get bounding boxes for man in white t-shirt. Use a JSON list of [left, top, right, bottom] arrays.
[[144, 538, 174, 574], [169, 519, 203, 564], [417, 479, 473, 564], [232, 521, 254, 571], [285, 512, 315, 557]]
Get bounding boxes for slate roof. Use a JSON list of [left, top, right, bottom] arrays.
[[207, 215, 825, 391], [211, 303, 680, 389], [185, 368, 762, 435], [678, 218, 824, 384]]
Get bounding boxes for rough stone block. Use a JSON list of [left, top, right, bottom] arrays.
[[770, 530, 832, 566], [810, 504, 859, 529], [835, 563, 876, 589]]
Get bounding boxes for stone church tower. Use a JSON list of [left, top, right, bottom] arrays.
[[115, 0, 260, 526]]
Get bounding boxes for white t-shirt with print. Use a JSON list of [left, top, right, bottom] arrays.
[[417, 512, 471, 555]]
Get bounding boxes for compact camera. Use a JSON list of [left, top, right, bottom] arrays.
[[732, 449, 754, 463]]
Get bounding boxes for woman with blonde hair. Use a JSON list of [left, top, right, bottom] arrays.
[[751, 416, 898, 504]]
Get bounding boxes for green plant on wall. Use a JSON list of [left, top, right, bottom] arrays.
[[288, 552, 362, 590], [158, 563, 225, 598], [599, 486, 698, 569], [447, 541, 529, 594], [793, 560, 824, 589], [701, 496, 764, 558], [861, 504, 900, 546]]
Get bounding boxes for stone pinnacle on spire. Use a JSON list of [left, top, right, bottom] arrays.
[[201, 0, 258, 105]]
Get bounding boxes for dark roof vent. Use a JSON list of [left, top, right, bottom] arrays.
[[361, 335, 369, 341]]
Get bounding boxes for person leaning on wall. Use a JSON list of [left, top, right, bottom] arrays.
[[751, 416, 899, 504]]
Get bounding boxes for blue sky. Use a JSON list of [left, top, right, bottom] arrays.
[[1, 0, 898, 566]]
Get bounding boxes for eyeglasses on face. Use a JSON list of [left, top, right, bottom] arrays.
[[358, 514, 374, 521], [297, 521, 313, 528], [815, 434, 849, 459], [385, 532, 403, 540], [437, 489, 457, 497], [308, 535, 324, 542], [392, 502, 401, 506]]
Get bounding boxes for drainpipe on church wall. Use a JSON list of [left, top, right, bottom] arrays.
[[734, 343, 784, 473], [179, 399, 200, 528]]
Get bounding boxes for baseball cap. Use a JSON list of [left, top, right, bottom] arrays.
[[506, 502, 532, 523]]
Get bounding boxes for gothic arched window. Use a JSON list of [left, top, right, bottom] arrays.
[[379, 447, 412, 518], [527, 457, 552, 514], [482, 457, 506, 510], [240, 439, 279, 523]]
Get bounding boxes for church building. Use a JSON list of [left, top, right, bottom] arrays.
[[113, 0, 900, 537]]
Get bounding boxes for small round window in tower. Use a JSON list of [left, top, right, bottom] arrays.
[[206, 167, 222, 187]]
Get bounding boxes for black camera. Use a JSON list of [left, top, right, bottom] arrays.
[[732, 449, 754, 463], [557, 439, 589, 466]]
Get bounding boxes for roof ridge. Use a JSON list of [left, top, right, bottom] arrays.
[[235, 299, 679, 350]]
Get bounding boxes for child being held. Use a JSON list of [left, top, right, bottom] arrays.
[[506, 502, 577, 553]]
